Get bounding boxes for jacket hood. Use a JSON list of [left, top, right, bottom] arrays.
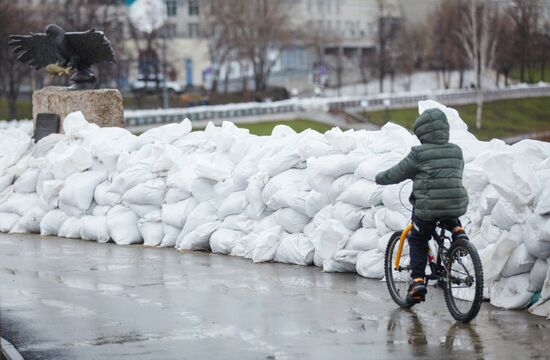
[[413, 108, 450, 145]]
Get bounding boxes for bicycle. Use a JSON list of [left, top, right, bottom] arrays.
[[384, 221, 484, 323]]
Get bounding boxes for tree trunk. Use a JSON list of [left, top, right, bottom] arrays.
[[476, 89, 483, 130], [459, 68, 464, 89]]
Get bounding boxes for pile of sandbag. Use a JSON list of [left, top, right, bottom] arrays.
[[0, 100, 549, 319]]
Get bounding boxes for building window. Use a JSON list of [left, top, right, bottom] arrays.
[[189, 0, 199, 15], [307, 0, 312, 12], [188, 23, 200, 38], [336, 0, 341, 14], [166, 0, 177, 16]]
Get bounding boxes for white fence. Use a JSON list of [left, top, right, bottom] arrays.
[[124, 83, 550, 127]]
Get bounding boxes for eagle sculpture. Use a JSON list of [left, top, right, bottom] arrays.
[[8, 24, 116, 90]]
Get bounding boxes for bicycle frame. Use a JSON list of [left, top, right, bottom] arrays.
[[393, 222, 449, 273]]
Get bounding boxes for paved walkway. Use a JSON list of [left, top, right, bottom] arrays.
[[0, 234, 549, 359]]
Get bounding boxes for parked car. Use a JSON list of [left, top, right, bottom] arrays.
[[131, 76, 184, 95]]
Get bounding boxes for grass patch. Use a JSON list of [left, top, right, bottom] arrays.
[[509, 66, 550, 83], [0, 98, 32, 120], [365, 97, 550, 140], [195, 119, 333, 136]]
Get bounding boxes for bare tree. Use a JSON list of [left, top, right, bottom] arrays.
[[0, 1, 41, 119], [457, 0, 498, 130], [508, 0, 539, 83], [375, 0, 400, 93], [495, 12, 516, 87], [424, 1, 464, 89]]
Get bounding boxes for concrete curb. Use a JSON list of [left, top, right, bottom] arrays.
[[1, 337, 24, 360]]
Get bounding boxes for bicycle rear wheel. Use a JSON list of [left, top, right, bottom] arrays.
[[384, 231, 413, 308], [443, 238, 484, 323]]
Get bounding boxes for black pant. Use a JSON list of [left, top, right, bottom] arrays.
[[408, 214, 461, 279]]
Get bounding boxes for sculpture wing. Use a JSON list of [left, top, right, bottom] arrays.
[[8, 34, 63, 70], [65, 29, 116, 66]]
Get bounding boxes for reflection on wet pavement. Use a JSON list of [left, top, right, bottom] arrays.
[[0, 233, 548, 360]]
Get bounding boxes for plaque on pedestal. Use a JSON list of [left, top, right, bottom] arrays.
[[34, 113, 60, 142]]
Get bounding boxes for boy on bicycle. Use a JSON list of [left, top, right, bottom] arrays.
[[375, 108, 469, 305]]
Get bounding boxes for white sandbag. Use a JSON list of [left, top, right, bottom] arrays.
[[0, 128, 32, 170], [245, 172, 269, 217], [338, 179, 383, 208], [160, 224, 181, 248], [328, 174, 358, 203], [384, 209, 409, 231], [354, 152, 404, 181], [178, 200, 218, 245], [230, 233, 257, 258], [0, 192, 38, 216], [462, 163, 489, 193], [136, 119, 192, 147], [13, 169, 39, 193], [93, 181, 121, 206], [10, 206, 45, 234], [63, 111, 98, 137], [162, 197, 198, 228], [137, 210, 164, 246], [529, 266, 550, 318], [58, 217, 83, 239], [267, 189, 308, 214], [307, 171, 335, 194], [309, 219, 352, 267], [273, 208, 310, 233], [123, 202, 159, 218], [0, 212, 20, 232], [304, 190, 330, 218], [85, 127, 138, 171], [307, 153, 364, 178], [381, 181, 413, 217], [259, 146, 301, 176], [178, 221, 220, 251], [252, 226, 284, 263], [356, 249, 385, 279], [262, 169, 309, 204], [362, 207, 378, 228], [59, 170, 107, 211], [490, 198, 522, 231], [213, 178, 244, 201], [501, 243, 536, 278], [220, 215, 255, 234], [0, 174, 14, 193], [40, 209, 68, 236], [47, 145, 94, 179], [524, 215, 550, 259], [346, 227, 380, 251], [122, 178, 165, 206], [80, 215, 110, 242], [92, 205, 110, 216], [377, 232, 394, 253], [109, 162, 155, 195], [165, 186, 190, 203], [535, 186, 550, 216], [333, 202, 364, 231], [374, 208, 390, 236], [107, 205, 142, 245], [479, 216, 502, 245], [195, 155, 234, 182], [478, 185, 500, 217], [218, 191, 248, 218], [210, 228, 244, 254], [274, 233, 314, 265], [41, 179, 64, 208], [529, 259, 549, 293], [490, 273, 533, 310], [480, 226, 522, 283], [323, 250, 360, 273], [324, 127, 357, 153], [483, 152, 541, 207]]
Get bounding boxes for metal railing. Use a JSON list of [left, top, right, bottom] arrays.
[[124, 83, 550, 127]]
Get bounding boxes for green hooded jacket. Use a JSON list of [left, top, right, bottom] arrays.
[[375, 108, 469, 221]]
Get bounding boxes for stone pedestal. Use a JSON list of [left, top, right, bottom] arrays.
[[32, 86, 124, 132]]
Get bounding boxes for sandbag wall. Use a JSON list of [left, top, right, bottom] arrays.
[[0, 100, 549, 318]]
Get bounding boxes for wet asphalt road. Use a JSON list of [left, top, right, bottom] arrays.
[[0, 233, 548, 360]]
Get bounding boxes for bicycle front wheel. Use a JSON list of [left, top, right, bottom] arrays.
[[384, 231, 413, 308], [443, 238, 484, 323]]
